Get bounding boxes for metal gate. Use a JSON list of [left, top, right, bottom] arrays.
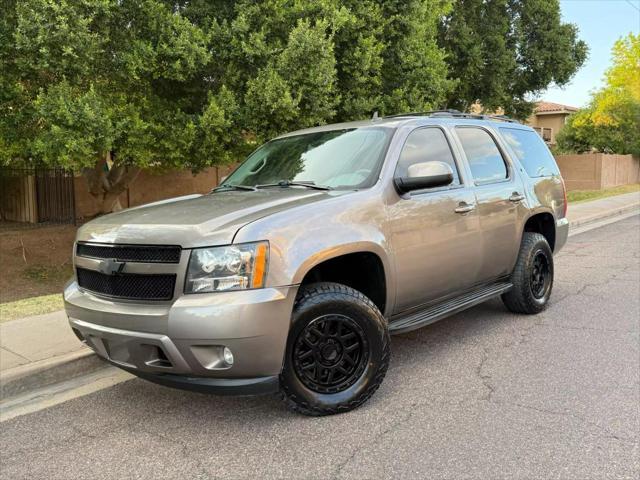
[[0, 167, 76, 226], [35, 168, 76, 224]]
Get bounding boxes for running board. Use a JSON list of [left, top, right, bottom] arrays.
[[388, 282, 513, 335]]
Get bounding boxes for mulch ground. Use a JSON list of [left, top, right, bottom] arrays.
[[0, 224, 77, 302]]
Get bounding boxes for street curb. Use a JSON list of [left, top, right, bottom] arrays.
[[568, 202, 640, 229], [0, 349, 106, 400]]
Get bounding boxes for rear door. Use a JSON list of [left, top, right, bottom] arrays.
[[453, 126, 527, 282], [388, 126, 482, 313], [499, 127, 567, 221]]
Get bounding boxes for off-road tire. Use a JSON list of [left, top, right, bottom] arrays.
[[280, 282, 390, 416], [502, 232, 554, 314]]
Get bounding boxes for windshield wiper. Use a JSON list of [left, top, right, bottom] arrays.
[[212, 183, 257, 193], [255, 180, 333, 191]]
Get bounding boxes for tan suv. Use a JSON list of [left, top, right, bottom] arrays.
[[65, 111, 569, 416]]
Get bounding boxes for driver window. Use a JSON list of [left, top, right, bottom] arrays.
[[395, 128, 460, 185]]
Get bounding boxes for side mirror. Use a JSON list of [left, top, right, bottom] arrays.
[[394, 161, 454, 194]]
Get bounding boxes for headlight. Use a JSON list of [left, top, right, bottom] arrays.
[[185, 242, 269, 293]]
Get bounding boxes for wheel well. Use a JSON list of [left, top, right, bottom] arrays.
[[524, 213, 556, 251], [300, 252, 387, 314]]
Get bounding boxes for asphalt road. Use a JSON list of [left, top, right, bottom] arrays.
[[1, 216, 639, 480]]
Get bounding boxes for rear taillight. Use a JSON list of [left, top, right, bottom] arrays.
[[561, 176, 568, 218]]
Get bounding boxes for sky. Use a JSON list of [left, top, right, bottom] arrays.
[[540, 0, 640, 108]]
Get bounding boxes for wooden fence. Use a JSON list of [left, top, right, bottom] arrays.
[[0, 167, 75, 225]]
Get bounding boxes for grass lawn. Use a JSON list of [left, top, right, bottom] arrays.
[[567, 183, 640, 203], [0, 294, 64, 323]]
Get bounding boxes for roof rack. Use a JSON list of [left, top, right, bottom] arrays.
[[383, 110, 520, 124]]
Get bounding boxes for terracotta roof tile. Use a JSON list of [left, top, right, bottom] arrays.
[[534, 101, 578, 113]]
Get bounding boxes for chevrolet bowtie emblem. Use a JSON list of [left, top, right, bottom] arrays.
[[98, 258, 126, 275]]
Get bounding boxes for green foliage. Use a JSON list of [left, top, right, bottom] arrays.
[[606, 33, 640, 99], [245, 68, 299, 141], [33, 82, 115, 168], [2, 0, 213, 171], [278, 19, 339, 127], [557, 34, 640, 156], [380, 0, 454, 113], [1, 0, 588, 201], [2, 0, 456, 173], [438, 0, 588, 118], [240, 14, 342, 141], [193, 87, 241, 165]]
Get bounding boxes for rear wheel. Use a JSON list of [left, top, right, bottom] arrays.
[[502, 232, 554, 314], [280, 282, 390, 416]]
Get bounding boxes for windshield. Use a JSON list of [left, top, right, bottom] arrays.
[[222, 128, 393, 190]]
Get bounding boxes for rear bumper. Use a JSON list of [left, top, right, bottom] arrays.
[[555, 217, 569, 253], [64, 281, 298, 384]]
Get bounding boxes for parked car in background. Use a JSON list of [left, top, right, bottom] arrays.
[[64, 111, 568, 415]]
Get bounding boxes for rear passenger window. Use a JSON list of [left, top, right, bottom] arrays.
[[456, 127, 508, 184], [500, 127, 560, 177], [396, 128, 460, 185]]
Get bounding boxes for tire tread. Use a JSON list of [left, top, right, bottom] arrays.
[[502, 232, 552, 314], [279, 282, 390, 416]]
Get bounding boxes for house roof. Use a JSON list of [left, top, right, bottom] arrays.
[[534, 101, 578, 114]]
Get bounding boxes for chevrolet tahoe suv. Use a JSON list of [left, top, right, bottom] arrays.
[[65, 111, 568, 416]]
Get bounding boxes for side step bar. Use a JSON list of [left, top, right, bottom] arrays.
[[389, 282, 513, 335]]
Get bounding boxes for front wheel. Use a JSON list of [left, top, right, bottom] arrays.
[[280, 282, 390, 416], [502, 232, 554, 314]]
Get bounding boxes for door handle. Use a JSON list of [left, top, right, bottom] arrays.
[[454, 203, 476, 214], [509, 192, 525, 203]]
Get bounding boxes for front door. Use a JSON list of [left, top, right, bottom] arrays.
[[387, 127, 483, 314]]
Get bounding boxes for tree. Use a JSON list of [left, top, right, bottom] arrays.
[[200, 0, 453, 139], [557, 34, 640, 156], [438, 0, 588, 119], [1, 0, 213, 213], [2, 0, 588, 214], [379, 0, 454, 114], [2, 0, 454, 214]]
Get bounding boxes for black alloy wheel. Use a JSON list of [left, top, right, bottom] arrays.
[[530, 250, 551, 299], [280, 282, 390, 416], [292, 314, 369, 394]]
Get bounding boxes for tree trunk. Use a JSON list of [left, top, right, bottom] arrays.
[[83, 152, 141, 215]]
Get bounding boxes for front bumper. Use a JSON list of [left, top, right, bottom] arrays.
[[106, 358, 279, 395], [64, 281, 298, 392]]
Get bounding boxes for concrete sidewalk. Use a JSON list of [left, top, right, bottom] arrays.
[[0, 311, 102, 399], [1, 310, 84, 371], [1, 190, 639, 399], [566, 191, 640, 227]]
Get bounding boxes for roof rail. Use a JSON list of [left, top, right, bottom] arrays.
[[384, 110, 462, 118], [485, 114, 520, 124], [384, 110, 520, 124]]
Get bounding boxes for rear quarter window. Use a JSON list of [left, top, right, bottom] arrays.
[[499, 128, 560, 178]]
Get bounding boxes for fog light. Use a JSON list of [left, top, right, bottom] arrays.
[[223, 347, 234, 366]]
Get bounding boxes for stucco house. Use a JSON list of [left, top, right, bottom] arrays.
[[526, 101, 578, 146]]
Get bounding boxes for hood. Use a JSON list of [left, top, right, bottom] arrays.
[[76, 189, 343, 247]]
